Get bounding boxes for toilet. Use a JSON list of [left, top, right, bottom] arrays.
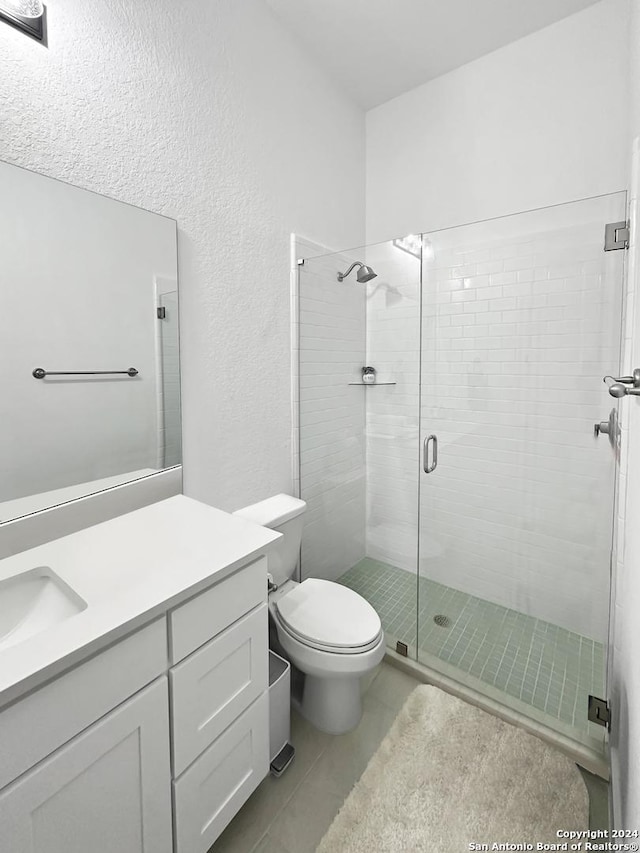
[[233, 494, 385, 734]]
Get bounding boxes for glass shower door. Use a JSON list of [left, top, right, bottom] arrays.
[[156, 287, 181, 469], [297, 237, 421, 657], [417, 194, 626, 751]]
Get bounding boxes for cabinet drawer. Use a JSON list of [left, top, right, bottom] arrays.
[[0, 618, 167, 790], [173, 692, 269, 853], [171, 604, 268, 777], [169, 556, 266, 664]]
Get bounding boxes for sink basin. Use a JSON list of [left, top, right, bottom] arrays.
[[0, 567, 87, 651]]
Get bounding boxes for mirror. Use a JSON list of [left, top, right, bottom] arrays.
[[0, 161, 181, 523]]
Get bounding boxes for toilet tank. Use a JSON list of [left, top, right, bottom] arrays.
[[233, 494, 306, 586]]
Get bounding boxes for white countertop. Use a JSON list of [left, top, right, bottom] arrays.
[[0, 495, 280, 706]]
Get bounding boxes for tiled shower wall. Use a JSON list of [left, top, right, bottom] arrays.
[[296, 199, 623, 641], [294, 237, 366, 582], [419, 223, 619, 643], [364, 245, 421, 569], [365, 204, 623, 643]]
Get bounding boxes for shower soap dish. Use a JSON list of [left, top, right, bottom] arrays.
[[349, 366, 396, 386]]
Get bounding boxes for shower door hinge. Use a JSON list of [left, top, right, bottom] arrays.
[[396, 640, 409, 657], [588, 695, 611, 730], [156, 306, 166, 319], [604, 221, 629, 251]]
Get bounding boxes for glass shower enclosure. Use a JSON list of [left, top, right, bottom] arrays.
[[295, 192, 626, 759]]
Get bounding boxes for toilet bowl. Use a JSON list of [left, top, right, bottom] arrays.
[[234, 495, 385, 734], [270, 577, 385, 733]]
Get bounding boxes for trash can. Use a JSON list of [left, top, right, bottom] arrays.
[[269, 651, 295, 776]]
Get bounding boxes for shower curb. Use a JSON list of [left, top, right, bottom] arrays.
[[384, 649, 609, 781]]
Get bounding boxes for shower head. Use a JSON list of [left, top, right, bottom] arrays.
[[337, 262, 377, 283], [356, 264, 377, 283]]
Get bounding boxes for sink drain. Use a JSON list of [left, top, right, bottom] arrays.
[[433, 614, 451, 628]]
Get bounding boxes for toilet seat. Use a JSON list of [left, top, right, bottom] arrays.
[[275, 578, 382, 655], [277, 617, 383, 654]]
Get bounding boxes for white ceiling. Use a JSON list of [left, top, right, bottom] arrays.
[[265, 0, 601, 109]]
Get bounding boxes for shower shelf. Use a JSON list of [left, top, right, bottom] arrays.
[[348, 382, 396, 386]]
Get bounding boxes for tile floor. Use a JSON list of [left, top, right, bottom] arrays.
[[211, 663, 418, 853], [339, 558, 605, 738], [211, 662, 608, 853]]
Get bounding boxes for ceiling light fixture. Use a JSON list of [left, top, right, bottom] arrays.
[[0, 0, 46, 43], [392, 234, 434, 261], [393, 234, 422, 259]]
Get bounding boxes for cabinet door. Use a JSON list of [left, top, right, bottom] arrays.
[[0, 677, 172, 853]]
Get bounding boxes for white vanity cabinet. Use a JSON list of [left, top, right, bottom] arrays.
[[0, 678, 172, 853], [169, 556, 270, 853], [0, 545, 272, 853]]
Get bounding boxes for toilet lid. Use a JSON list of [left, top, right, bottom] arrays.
[[275, 578, 382, 650]]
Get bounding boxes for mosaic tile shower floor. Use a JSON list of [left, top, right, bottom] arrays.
[[339, 557, 605, 738]]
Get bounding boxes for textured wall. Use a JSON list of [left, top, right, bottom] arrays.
[[366, 0, 629, 243], [0, 0, 365, 515]]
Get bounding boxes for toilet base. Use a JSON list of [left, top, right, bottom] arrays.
[[300, 674, 363, 734]]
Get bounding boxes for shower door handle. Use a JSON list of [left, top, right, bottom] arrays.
[[423, 435, 438, 473]]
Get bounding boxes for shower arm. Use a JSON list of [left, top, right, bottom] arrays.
[[337, 262, 363, 282]]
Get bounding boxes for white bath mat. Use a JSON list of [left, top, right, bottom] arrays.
[[317, 685, 588, 853]]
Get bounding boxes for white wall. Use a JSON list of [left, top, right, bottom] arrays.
[[610, 0, 640, 828], [0, 0, 365, 528], [295, 237, 366, 582], [0, 161, 175, 503], [366, 0, 629, 243]]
